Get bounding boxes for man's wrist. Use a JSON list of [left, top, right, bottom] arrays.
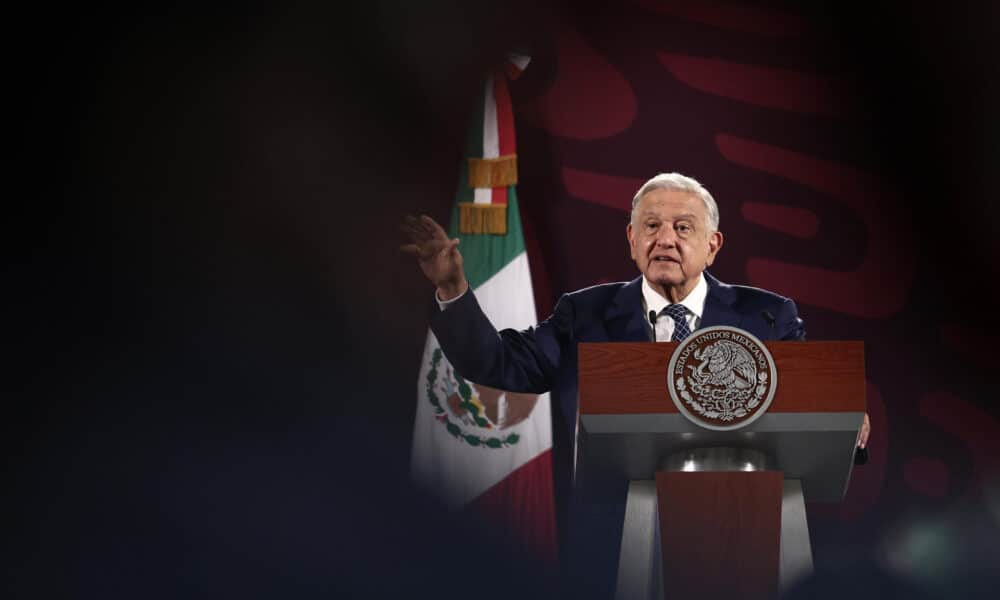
[[436, 280, 469, 302], [436, 282, 469, 311]]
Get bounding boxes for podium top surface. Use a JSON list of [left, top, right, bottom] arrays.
[[579, 340, 865, 415], [575, 340, 866, 501]]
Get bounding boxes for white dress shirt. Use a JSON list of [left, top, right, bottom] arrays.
[[643, 274, 707, 342]]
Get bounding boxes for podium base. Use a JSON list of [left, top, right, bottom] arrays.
[[615, 478, 813, 600]]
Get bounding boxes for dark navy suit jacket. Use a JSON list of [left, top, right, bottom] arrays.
[[431, 271, 804, 441], [429, 271, 805, 597]]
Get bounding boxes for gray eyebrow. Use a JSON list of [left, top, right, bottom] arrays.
[[640, 213, 698, 221]]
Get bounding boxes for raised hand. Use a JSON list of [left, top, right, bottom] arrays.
[[400, 214, 469, 300]]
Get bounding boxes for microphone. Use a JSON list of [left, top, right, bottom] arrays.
[[761, 310, 776, 330], [649, 310, 658, 342]]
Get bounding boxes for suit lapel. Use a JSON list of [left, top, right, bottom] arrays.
[[605, 273, 741, 339], [699, 271, 743, 330], [603, 277, 651, 341]]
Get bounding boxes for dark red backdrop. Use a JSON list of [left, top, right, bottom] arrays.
[[10, 1, 998, 598], [501, 1, 1000, 589]]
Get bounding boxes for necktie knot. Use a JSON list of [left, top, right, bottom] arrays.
[[662, 304, 692, 341]]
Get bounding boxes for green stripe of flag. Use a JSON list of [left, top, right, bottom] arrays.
[[448, 186, 526, 290]]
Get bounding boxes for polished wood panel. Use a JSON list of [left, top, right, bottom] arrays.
[[656, 471, 783, 599], [579, 341, 864, 414]]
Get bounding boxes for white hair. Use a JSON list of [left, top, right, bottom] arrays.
[[630, 172, 720, 232]]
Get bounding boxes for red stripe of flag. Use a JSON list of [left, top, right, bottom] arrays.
[[492, 69, 516, 205], [466, 448, 558, 565]]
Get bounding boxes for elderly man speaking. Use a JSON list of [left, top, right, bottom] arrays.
[[402, 172, 870, 587]]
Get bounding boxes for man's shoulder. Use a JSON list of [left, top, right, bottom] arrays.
[[558, 275, 798, 310], [708, 274, 795, 310], [563, 280, 634, 306], [708, 274, 804, 339], [542, 280, 639, 322]]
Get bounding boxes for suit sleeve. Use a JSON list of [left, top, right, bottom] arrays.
[[429, 290, 573, 394], [776, 298, 806, 341]]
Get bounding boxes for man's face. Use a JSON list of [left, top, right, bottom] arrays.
[[627, 188, 724, 300]]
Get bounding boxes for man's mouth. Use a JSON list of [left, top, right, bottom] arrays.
[[652, 256, 679, 263]]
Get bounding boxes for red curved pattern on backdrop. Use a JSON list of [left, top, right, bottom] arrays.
[[518, 29, 637, 140], [634, 0, 806, 36], [657, 53, 855, 117], [716, 133, 915, 318], [919, 391, 1000, 493], [740, 201, 819, 239], [560, 168, 823, 242], [810, 381, 888, 521], [561, 166, 644, 210], [903, 457, 951, 498]]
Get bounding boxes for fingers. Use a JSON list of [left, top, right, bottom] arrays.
[[401, 214, 457, 257], [400, 215, 431, 242], [420, 214, 449, 240], [401, 214, 450, 244], [400, 214, 459, 268], [857, 413, 871, 449]]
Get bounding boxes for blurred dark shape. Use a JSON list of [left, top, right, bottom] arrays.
[[7, 1, 562, 598], [9, 417, 560, 599], [874, 481, 1000, 600], [784, 563, 936, 600]]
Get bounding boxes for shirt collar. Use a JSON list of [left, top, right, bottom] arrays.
[[641, 273, 708, 318]]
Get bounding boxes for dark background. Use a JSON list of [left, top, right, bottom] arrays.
[[7, 1, 999, 597]]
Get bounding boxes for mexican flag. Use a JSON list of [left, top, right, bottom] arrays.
[[409, 55, 556, 560]]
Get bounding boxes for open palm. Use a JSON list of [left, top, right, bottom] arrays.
[[400, 215, 468, 300]]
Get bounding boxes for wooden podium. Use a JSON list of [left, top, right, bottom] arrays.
[[577, 341, 865, 600]]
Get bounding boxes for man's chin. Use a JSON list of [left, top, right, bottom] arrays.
[[644, 273, 685, 291], [645, 267, 684, 286], [649, 263, 703, 291]]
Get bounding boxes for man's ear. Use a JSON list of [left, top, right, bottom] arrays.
[[626, 222, 636, 260], [705, 231, 724, 266]]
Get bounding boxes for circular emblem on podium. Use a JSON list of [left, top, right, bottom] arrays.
[[666, 326, 778, 431]]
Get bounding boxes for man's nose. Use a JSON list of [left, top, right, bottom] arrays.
[[655, 225, 677, 246]]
